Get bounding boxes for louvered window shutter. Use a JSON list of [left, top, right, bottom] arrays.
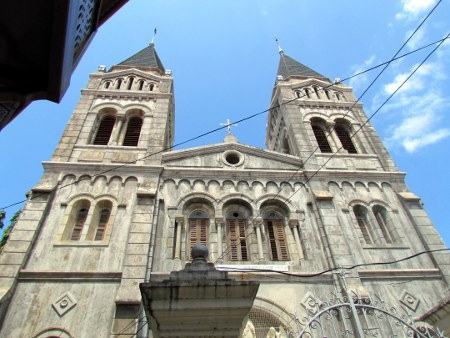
[[189, 218, 209, 257], [312, 125, 332, 153], [93, 116, 115, 145], [227, 219, 248, 261], [71, 208, 89, 240], [123, 117, 143, 146], [266, 220, 289, 261], [335, 124, 357, 154], [94, 208, 111, 241]]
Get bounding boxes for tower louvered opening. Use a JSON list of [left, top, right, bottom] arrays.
[[335, 123, 357, 154], [312, 124, 332, 153], [123, 116, 143, 146], [93, 115, 115, 145]]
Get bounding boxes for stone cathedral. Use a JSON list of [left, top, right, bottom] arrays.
[[0, 44, 448, 338]]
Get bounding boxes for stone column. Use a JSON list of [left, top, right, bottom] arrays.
[[215, 217, 224, 262], [253, 217, 265, 261], [289, 219, 304, 261], [327, 121, 341, 153], [111, 115, 125, 145], [174, 216, 184, 260]]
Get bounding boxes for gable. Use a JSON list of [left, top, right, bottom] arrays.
[[162, 143, 302, 170]]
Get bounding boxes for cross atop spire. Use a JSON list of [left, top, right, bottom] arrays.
[[220, 119, 238, 135], [275, 37, 283, 54], [151, 28, 157, 44]]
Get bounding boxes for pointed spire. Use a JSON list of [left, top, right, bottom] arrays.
[[275, 37, 283, 54], [118, 43, 165, 73], [277, 50, 328, 81]]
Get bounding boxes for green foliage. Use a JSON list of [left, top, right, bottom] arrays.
[[0, 209, 21, 251], [0, 209, 5, 229]]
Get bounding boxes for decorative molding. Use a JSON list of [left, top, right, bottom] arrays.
[[399, 289, 420, 312], [52, 292, 77, 317], [19, 271, 122, 282]]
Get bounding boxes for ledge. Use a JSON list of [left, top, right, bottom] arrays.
[[18, 270, 122, 282], [358, 268, 442, 280]]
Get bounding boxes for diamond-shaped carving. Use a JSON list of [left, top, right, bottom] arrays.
[[52, 292, 77, 317], [301, 291, 320, 314], [399, 289, 420, 312]]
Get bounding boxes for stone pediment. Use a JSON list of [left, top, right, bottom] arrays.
[[162, 142, 302, 171]]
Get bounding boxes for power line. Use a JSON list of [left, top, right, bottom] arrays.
[[216, 248, 449, 278], [0, 34, 445, 212], [215, 30, 448, 263]]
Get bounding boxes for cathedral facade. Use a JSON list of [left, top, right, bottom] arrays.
[[0, 44, 448, 337]]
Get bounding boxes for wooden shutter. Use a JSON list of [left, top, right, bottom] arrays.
[[189, 218, 208, 255], [228, 219, 248, 261], [266, 220, 289, 261], [71, 208, 89, 240], [93, 116, 115, 145], [312, 124, 332, 153], [122, 117, 143, 146], [94, 208, 111, 241]]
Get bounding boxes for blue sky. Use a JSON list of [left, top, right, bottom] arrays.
[[1, 0, 449, 246]]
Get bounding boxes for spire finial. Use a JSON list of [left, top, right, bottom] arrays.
[[151, 28, 157, 44], [275, 37, 283, 54]]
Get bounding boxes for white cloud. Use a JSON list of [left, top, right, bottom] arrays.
[[383, 63, 440, 95], [348, 55, 376, 92], [396, 0, 437, 20], [403, 129, 450, 152], [405, 28, 425, 50]]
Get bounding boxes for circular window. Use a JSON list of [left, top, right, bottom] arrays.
[[223, 150, 243, 167]]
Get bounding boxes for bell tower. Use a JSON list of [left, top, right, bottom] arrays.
[[266, 49, 397, 172], [52, 43, 174, 166]]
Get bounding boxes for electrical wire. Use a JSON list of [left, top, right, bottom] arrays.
[[0, 33, 445, 212], [214, 1, 445, 262], [216, 248, 449, 278]]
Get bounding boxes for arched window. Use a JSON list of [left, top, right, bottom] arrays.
[[335, 120, 357, 154], [122, 116, 143, 146], [127, 77, 134, 90], [353, 205, 372, 244], [116, 79, 122, 89], [70, 201, 90, 240], [295, 90, 301, 98], [304, 88, 311, 98], [104, 81, 111, 89], [313, 86, 321, 99], [311, 119, 332, 153], [264, 211, 289, 261], [93, 115, 116, 145], [373, 205, 393, 243], [138, 80, 144, 91], [227, 211, 249, 261], [324, 89, 331, 99], [335, 92, 341, 100], [90, 200, 113, 241], [149, 83, 155, 91], [188, 210, 209, 253]]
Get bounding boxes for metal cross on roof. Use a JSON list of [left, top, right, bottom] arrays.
[[220, 118, 238, 135]]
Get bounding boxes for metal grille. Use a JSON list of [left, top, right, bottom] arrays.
[[247, 308, 287, 338]]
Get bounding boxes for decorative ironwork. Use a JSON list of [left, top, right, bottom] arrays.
[[288, 270, 446, 338]]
